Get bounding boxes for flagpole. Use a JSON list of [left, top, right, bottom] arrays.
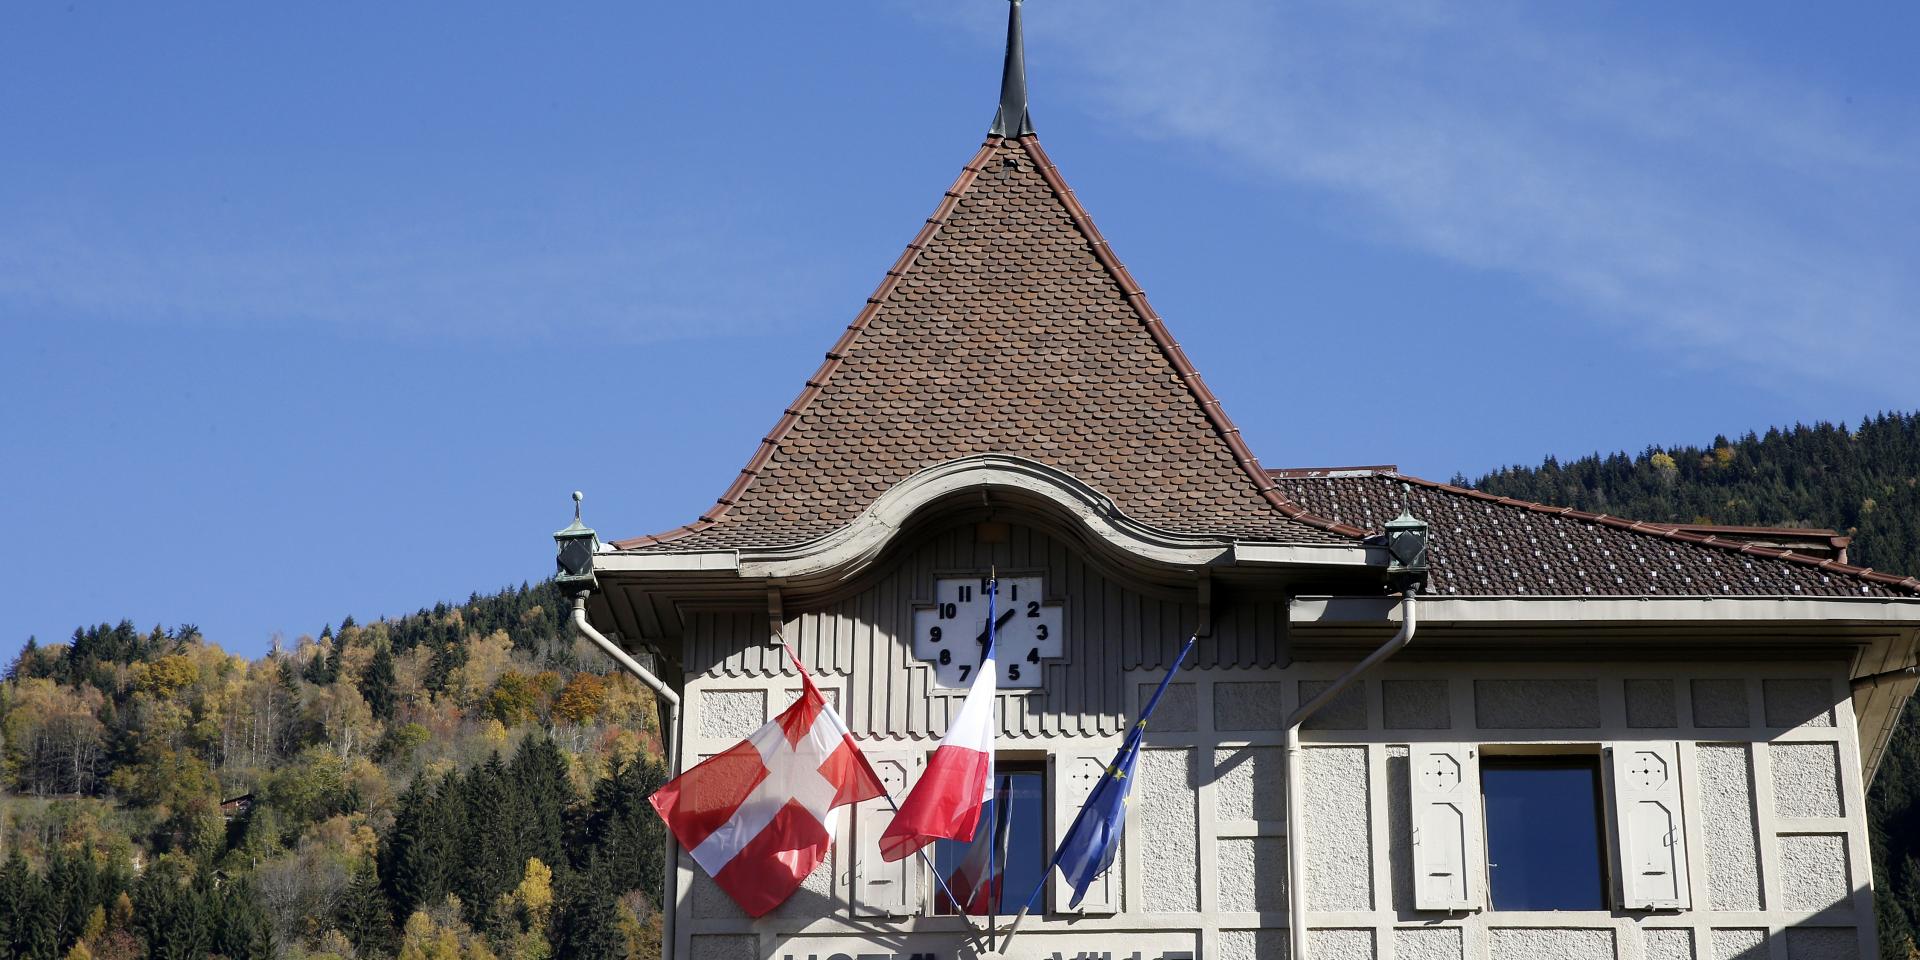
[[772, 635, 987, 952], [997, 633, 1197, 955], [984, 570, 998, 953]]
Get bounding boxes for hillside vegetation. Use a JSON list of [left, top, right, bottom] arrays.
[[1471, 412, 1920, 958], [1, 582, 668, 960]]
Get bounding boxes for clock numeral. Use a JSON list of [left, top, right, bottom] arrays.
[[958, 585, 972, 603], [1027, 600, 1040, 618], [1035, 624, 1049, 641], [939, 649, 952, 665], [939, 603, 958, 620], [959, 665, 971, 681], [1008, 663, 1021, 682], [1011, 583, 1019, 601], [1027, 647, 1040, 664], [928, 626, 942, 644], [980, 577, 993, 596]]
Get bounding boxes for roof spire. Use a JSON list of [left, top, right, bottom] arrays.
[[989, 0, 1034, 138]]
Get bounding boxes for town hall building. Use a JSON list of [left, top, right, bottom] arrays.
[[559, 6, 1920, 958]]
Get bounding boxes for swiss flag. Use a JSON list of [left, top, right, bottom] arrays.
[[649, 649, 884, 917]]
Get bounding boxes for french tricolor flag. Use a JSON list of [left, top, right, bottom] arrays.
[[879, 582, 1000, 862]]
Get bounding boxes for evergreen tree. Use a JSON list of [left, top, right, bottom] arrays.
[[551, 863, 622, 960], [361, 642, 398, 722], [337, 857, 395, 958], [209, 878, 273, 960], [457, 755, 519, 930], [508, 736, 573, 873], [383, 774, 457, 921]]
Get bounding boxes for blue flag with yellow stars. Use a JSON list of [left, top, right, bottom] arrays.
[[1052, 635, 1195, 907]]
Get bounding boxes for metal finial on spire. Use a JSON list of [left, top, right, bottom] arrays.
[[989, 0, 1034, 138], [573, 490, 584, 521]]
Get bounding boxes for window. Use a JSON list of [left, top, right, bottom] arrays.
[[1481, 756, 1607, 911], [931, 765, 1046, 916]]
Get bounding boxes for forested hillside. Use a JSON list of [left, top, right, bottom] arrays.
[[1471, 411, 1920, 959], [0, 582, 668, 960]]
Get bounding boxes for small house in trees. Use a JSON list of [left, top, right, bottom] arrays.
[[567, 6, 1920, 959]]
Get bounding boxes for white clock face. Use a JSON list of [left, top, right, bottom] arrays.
[[910, 575, 1064, 689]]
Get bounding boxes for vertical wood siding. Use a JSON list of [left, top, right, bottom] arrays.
[[681, 522, 1286, 740]]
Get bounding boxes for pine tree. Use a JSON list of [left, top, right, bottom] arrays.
[[209, 879, 272, 960], [457, 756, 518, 930], [337, 858, 396, 958], [383, 774, 455, 921], [508, 736, 572, 873], [361, 643, 399, 722], [551, 863, 622, 960]]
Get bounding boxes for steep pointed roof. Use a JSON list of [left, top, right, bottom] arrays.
[[614, 134, 1363, 551]]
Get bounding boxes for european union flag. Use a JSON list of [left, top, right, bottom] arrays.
[[1051, 635, 1195, 907]]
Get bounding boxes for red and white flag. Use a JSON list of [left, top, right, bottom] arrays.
[[937, 775, 1012, 915], [649, 649, 884, 917], [878, 622, 998, 862]]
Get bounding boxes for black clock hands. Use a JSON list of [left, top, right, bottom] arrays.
[[976, 608, 1018, 646]]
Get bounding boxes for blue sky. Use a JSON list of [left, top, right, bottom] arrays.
[[4, 2, 1916, 659]]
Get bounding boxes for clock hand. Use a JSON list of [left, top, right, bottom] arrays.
[[975, 608, 1018, 646]]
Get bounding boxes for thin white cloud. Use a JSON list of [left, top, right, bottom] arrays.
[[918, 0, 1920, 395]]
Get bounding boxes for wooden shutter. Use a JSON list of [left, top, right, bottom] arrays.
[[1052, 754, 1119, 914], [1608, 742, 1690, 910], [853, 752, 922, 916], [1409, 744, 1483, 911]]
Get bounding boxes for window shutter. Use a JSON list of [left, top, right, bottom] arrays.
[[1052, 754, 1119, 914], [1608, 742, 1690, 910], [1409, 744, 1483, 911], [853, 752, 921, 916]]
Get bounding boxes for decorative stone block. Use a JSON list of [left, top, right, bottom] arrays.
[[1644, 928, 1695, 960], [699, 689, 766, 740], [1780, 834, 1850, 912], [1383, 678, 1450, 729], [1139, 748, 1199, 911], [1386, 746, 1414, 912], [1311, 929, 1375, 960], [1219, 929, 1287, 960], [1143, 681, 1197, 732], [1215, 681, 1286, 731], [1214, 746, 1284, 821], [1764, 678, 1835, 728], [1625, 678, 1678, 728], [1395, 927, 1463, 960], [1784, 928, 1858, 960], [1698, 744, 1763, 911], [1488, 928, 1614, 960], [689, 934, 757, 960], [1475, 679, 1599, 728], [1712, 928, 1766, 960], [1217, 837, 1286, 912], [1771, 742, 1843, 818], [1692, 679, 1751, 728], [1305, 746, 1372, 911], [1300, 679, 1368, 730]]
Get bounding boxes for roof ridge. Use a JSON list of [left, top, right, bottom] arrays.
[[613, 140, 1000, 549], [1385, 472, 1920, 595]]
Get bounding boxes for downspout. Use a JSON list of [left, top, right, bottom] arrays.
[[571, 594, 682, 957], [1285, 588, 1418, 960]]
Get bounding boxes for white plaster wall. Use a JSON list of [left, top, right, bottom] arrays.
[[669, 653, 1874, 960]]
